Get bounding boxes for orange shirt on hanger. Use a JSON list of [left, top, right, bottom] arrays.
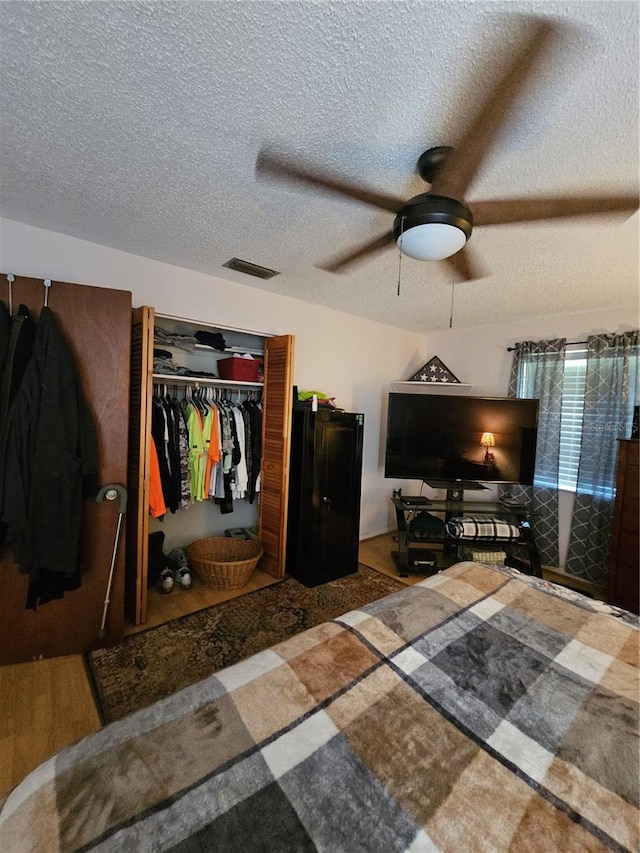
[[149, 436, 167, 518]]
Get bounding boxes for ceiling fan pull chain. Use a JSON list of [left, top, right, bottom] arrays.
[[449, 282, 456, 329], [397, 217, 405, 296]]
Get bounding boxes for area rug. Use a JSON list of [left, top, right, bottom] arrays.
[[87, 564, 404, 722]]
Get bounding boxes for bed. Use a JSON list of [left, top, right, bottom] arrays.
[[1, 562, 638, 852]]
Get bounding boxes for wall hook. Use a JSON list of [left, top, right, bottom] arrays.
[[43, 279, 52, 307]]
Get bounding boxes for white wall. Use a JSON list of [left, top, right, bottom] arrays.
[[424, 305, 639, 565], [0, 217, 427, 540], [425, 308, 639, 399]]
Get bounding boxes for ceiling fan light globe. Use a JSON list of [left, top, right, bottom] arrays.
[[392, 195, 473, 262], [397, 223, 468, 261]]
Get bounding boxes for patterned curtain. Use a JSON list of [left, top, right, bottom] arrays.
[[564, 331, 640, 585], [507, 338, 566, 567]]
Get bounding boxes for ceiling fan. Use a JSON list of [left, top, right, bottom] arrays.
[[256, 18, 638, 282]]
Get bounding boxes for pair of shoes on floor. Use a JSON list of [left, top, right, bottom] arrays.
[[159, 565, 193, 594], [150, 534, 193, 593]]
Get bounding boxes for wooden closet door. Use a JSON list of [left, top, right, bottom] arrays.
[[0, 275, 131, 664], [259, 335, 295, 578]]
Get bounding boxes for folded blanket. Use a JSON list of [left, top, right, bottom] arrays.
[[154, 326, 198, 351], [445, 515, 521, 541]]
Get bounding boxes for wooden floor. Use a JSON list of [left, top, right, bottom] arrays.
[[0, 532, 604, 801], [0, 654, 102, 802]]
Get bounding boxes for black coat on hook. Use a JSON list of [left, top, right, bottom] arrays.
[[0, 307, 99, 609]]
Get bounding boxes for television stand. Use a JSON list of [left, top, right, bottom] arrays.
[[391, 494, 541, 579], [423, 479, 489, 503]]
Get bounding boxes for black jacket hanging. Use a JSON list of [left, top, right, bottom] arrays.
[[0, 307, 99, 609], [0, 303, 36, 431], [0, 300, 10, 378]]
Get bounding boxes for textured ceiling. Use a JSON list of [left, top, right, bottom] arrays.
[[0, 1, 638, 332]]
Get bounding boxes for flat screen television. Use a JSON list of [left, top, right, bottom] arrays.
[[384, 393, 539, 487]]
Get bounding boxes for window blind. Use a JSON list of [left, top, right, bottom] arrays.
[[557, 347, 587, 490], [517, 345, 586, 492]]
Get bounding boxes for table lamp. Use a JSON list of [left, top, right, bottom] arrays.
[[480, 432, 495, 463]]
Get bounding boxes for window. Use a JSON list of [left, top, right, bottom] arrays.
[[557, 347, 588, 491], [517, 342, 639, 496], [518, 345, 587, 492]]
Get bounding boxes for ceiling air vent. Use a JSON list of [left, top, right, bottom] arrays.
[[223, 257, 280, 280]]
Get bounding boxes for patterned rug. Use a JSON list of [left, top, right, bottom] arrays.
[[87, 564, 404, 722]]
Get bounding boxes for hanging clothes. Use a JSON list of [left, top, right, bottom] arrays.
[[151, 396, 174, 510], [209, 400, 226, 500], [149, 384, 262, 516], [149, 436, 167, 519], [0, 306, 99, 609], [183, 399, 206, 502], [160, 395, 181, 511], [231, 404, 248, 499], [200, 404, 216, 501], [243, 398, 263, 503], [206, 398, 224, 499], [214, 399, 237, 514], [0, 303, 36, 431], [0, 301, 11, 385], [170, 396, 191, 510]]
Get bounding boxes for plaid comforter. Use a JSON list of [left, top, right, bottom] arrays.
[[1, 562, 638, 852], [445, 515, 522, 540]]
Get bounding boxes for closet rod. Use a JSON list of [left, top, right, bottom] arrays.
[[506, 340, 587, 352], [152, 372, 262, 389]]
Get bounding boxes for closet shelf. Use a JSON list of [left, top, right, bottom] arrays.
[[157, 342, 264, 357], [198, 344, 264, 356], [152, 372, 263, 389]]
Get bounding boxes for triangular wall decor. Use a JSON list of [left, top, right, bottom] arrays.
[[409, 356, 461, 384]]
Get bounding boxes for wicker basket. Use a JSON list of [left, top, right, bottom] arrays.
[[186, 537, 263, 589]]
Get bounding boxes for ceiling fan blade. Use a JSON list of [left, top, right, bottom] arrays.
[[442, 246, 488, 282], [316, 231, 395, 273], [256, 150, 406, 213], [430, 18, 556, 200], [472, 194, 639, 226]]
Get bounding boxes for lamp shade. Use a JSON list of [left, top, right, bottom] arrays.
[[480, 432, 496, 448]]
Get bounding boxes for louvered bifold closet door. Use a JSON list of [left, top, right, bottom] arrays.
[[125, 306, 154, 625], [259, 335, 295, 577]]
